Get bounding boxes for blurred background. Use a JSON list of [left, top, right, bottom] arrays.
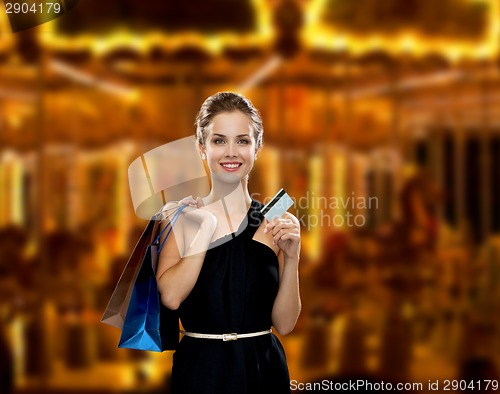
[[1, 0, 500, 392]]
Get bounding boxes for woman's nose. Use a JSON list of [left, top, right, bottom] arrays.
[[225, 142, 236, 157]]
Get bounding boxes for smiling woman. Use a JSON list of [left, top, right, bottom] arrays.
[[156, 92, 301, 394], [203, 111, 257, 181]]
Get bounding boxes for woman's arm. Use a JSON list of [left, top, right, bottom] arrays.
[[266, 212, 302, 335], [156, 199, 217, 310], [271, 251, 301, 335]]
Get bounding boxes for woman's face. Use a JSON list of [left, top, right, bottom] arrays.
[[202, 111, 259, 184]]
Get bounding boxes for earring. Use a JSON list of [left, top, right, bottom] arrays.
[[201, 153, 206, 160]]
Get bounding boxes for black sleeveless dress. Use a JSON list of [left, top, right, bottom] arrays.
[[171, 200, 291, 394]]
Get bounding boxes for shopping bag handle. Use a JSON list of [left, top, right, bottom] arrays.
[[154, 205, 186, 254]]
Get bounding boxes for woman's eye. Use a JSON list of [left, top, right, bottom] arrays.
[[213, 139, 225, 144], [238, 139, 249, 144]]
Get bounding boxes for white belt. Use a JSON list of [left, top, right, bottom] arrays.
[[180, 329, 272, 341]]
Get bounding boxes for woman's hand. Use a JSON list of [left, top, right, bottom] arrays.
[[264, 214, 300, 260], [179, 195, 217, 230]]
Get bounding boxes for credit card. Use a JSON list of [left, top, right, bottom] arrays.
[[260, 188, 294, 221]]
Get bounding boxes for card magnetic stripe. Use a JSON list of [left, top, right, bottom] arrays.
[[261, 189, 294, 221], [261, 188, 287, 217]]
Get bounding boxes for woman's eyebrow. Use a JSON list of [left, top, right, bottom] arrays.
[[212, 133, 251, 138]]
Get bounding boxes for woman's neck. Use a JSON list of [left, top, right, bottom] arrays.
[[205, 177, 252, 212]]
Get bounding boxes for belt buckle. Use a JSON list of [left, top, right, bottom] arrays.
[[223, 333, 238, 341]]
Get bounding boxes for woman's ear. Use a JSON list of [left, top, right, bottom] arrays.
[[254, 147, 262, 160], [198, 143, 206, 160]]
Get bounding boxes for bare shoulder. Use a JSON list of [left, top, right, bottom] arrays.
[[163, 201, 179, 210]]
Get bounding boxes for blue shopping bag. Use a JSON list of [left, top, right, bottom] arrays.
[[118, 205, 185, 352]]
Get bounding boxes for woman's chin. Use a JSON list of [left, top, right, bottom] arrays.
[[211, 171, 246, 184]]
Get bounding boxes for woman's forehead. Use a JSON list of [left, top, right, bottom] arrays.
[[206, 112, 253, 136]]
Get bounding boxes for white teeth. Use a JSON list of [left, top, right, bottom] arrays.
[[221, 163, 240, 169]]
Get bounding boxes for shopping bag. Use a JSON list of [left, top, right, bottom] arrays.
[[101, 218, 158, 329], [118, 206, 185, 351]]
